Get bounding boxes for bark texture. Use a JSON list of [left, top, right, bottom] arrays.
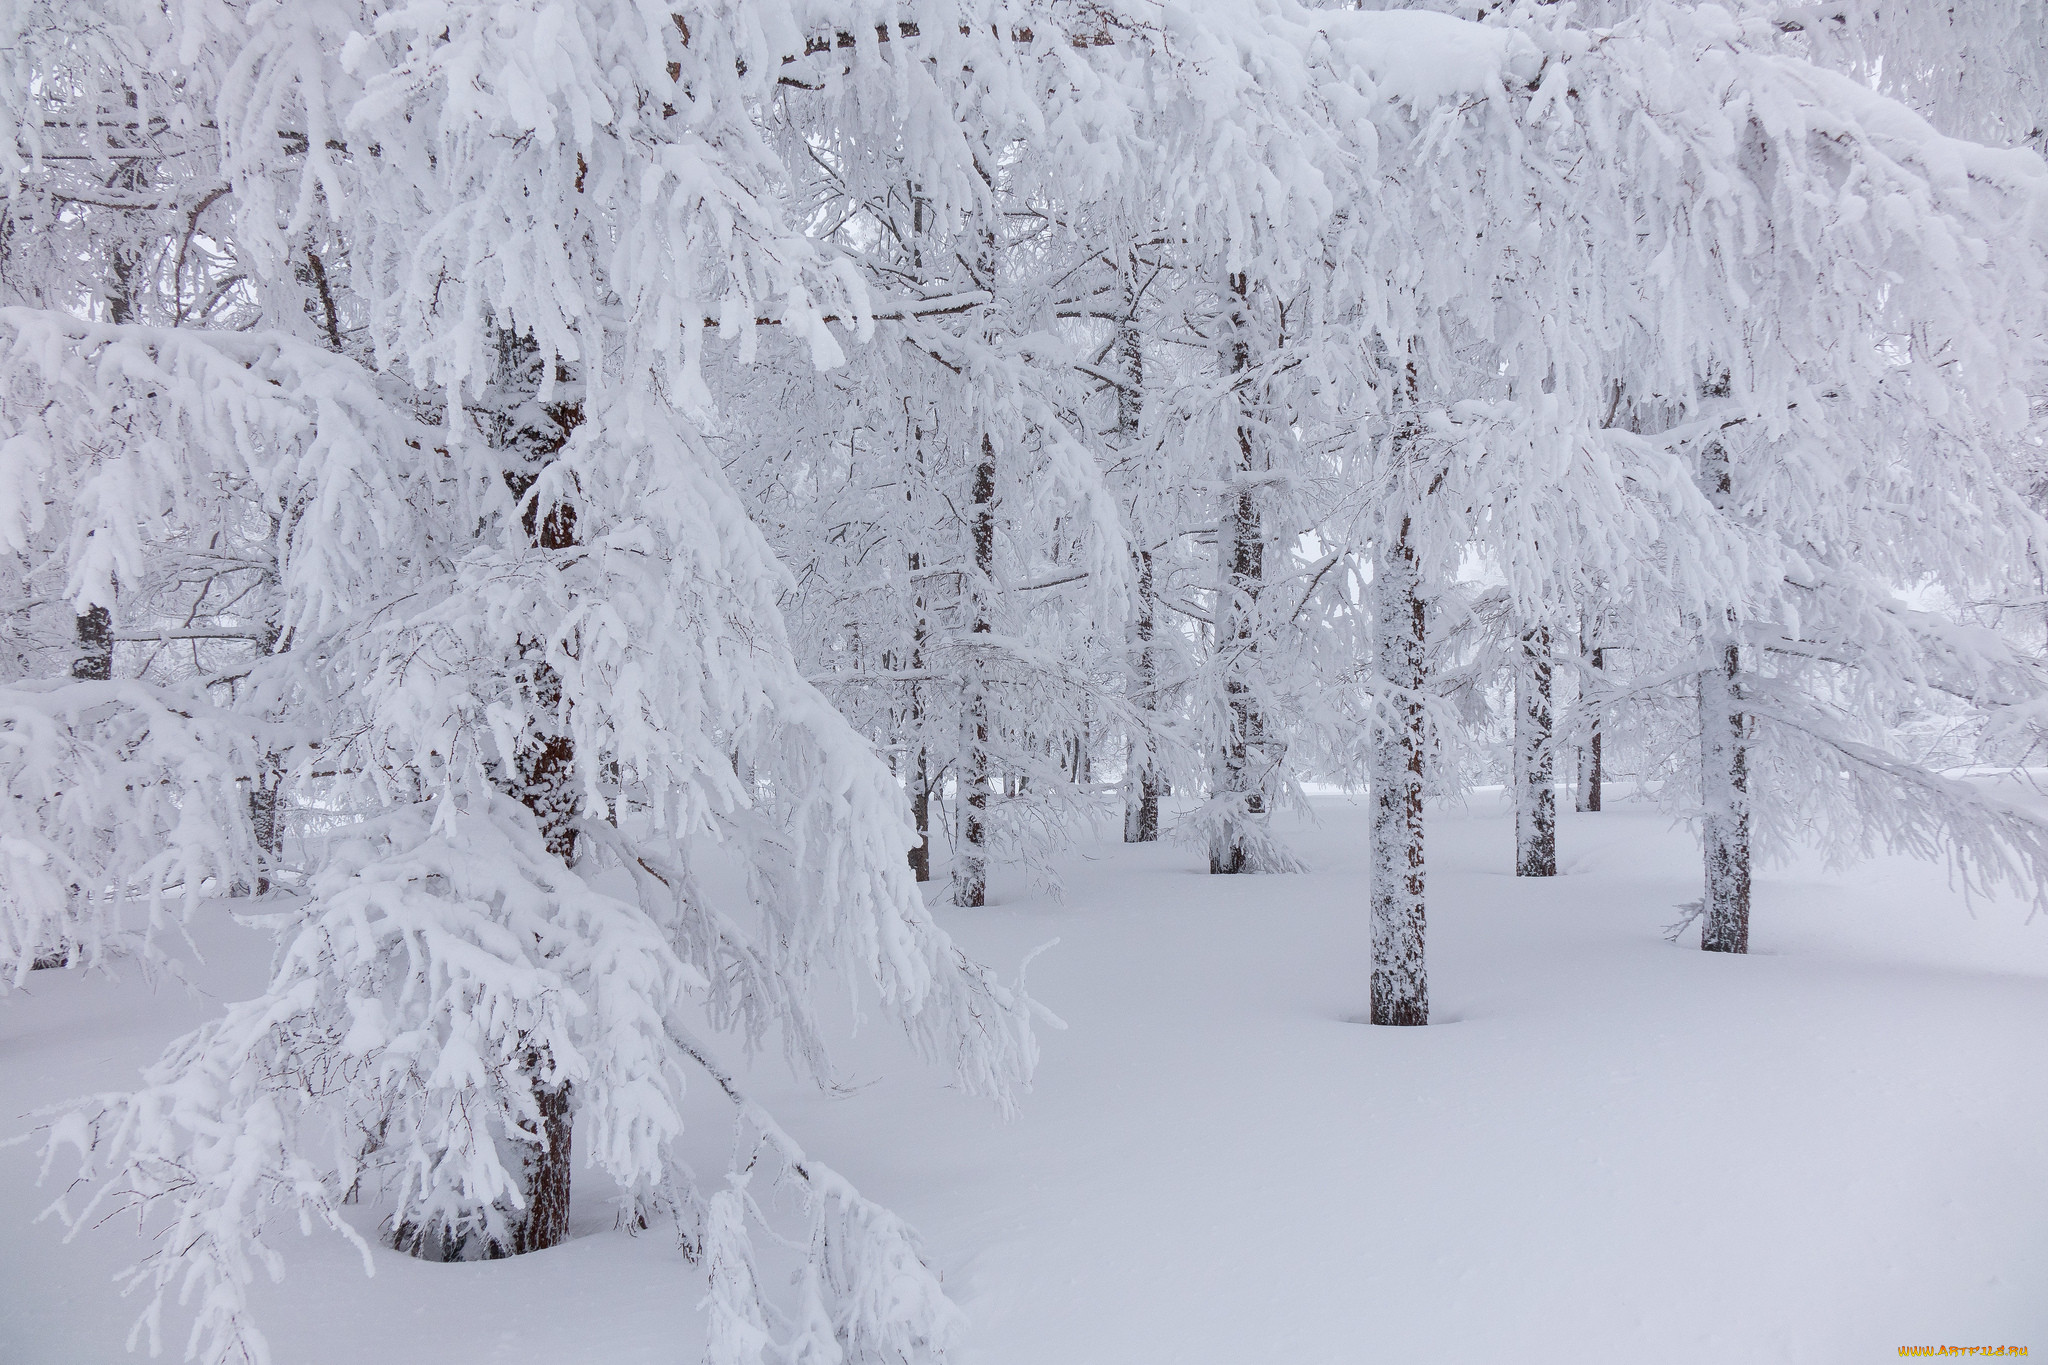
[[70, 604, 112, 682], [1514, 625, 1556, 877], [1370, 513, 1428, 1026], [1697, 410, 1750, 954], [906, 534, 932, 881], [1577, 629, 1604, 813], [1117, 273, 1162, 845], [1699, 640, 1751, 954], [1124, 548, 1162, 843], [505, 1062, 573, 1257], [953, 435, 995, 908], [477, 330, 584, 1256], [1210, 273, 1268, 874]]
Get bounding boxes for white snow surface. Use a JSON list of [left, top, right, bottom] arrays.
[[6, 790, 2045, 1363]]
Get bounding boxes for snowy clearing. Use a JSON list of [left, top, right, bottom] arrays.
[[8, 791, 2043, 1365]]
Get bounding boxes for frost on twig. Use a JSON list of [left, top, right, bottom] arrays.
[[1663, 899, 1706, 944]]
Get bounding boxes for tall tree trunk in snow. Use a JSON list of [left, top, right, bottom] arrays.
[[1370, 352, 1428, 1025], [245, 614, 285, 895], [954, 435, 995, 908], [1210, 273, 1267, 875], [1514, 625, 1556, 876], [470, 329, 582, 1258], [906, 532, 932, 882], [1576, 617, 1603, 813], [1370, 510, 1428, 1026], [1699, 639, 1750, 953], [1124, 546, 1161, 843], [1697, 423, 1750, 954], [1119, 295, 1162, 844], [507, 1049, 573, 1255]]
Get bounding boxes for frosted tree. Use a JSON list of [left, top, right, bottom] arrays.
[[1763, 0, 2048, 151], [702, 28, 1142, 906], [1581, 2, 2048, 953], [0, 1, 283, 983], [28, 5, 1060, 1362], [1314, 0, 2048, 1011]]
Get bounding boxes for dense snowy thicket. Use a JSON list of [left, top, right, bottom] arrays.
[[4, 0, 2046, 1361]]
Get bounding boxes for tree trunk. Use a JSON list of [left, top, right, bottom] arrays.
[[1124, 548, 1161, 843], [490, 330, 584, 1255], [908, 744, 931, 883], [70, 604, 112, 682], [1115, 292, 1162, 845], [1370, 512, 1428, 1026], [1576, 622, 1603, 813], [247, 753, 284, 895], [1697, 402, 1749, 954], [1699, 639, 1750, 954], [953, 436, 995, 908], [906, 536, 931, 881], [1210, 273, 1267, 875], [1514, 625, 1556, 877], [504, 1061, 573, 1257]]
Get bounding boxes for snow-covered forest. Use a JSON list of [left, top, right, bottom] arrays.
[[3, 1, 2047, 1361]]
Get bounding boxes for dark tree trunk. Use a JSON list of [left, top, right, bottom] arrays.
[[505, 1062, 573, 1257], [512, 660, 579, 864], [1115, 292, 1162, 845], [907, 429, 933, 881], [1514, 625, 1556, 877], [1124, 549, 1162, 844], [71, 604, 112, 682], [247, 754, 284, 894], [908, 743, 931, 882], [954, 436, 995, 908], [1697, 410, 1750, 954], [1370, 512, 1428, 1026], [1210, 273, 1267, 875], [489, 330, 584, 1255], [1699, 640, 1751, 953], [1577, 624, 1604, 813]]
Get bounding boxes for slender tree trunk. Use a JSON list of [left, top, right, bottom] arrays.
[[906, 533, 931, 881], [1586, 692, 1603, 812], [1514, 625, 1556, 877], [505, 1054, 573, 1257], [1115, 289, 1162, 844], [908, 744, 931, 884], [71, 604, 112, 682], [954, 436, 995, 908], [1697, 413, 1749, 954], [1699, 640, 1750, 953], [1576, 619, 1603, 813], [1370, 513, 1428, 1026], [247, 752, 284, 895], [1210, 273, 1267, 874], [1124, 548, 1161, 843], [468, 330, 583, 1258], [508, 512, 579, 1256]]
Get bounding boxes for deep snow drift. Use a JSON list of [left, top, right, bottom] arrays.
[[6, 790, 2044, 1363]]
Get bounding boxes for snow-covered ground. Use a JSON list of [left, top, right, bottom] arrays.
[[6, 791, 2045, 1363]]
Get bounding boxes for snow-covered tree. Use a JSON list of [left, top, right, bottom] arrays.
[[23, 4, 1059, 1361]]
